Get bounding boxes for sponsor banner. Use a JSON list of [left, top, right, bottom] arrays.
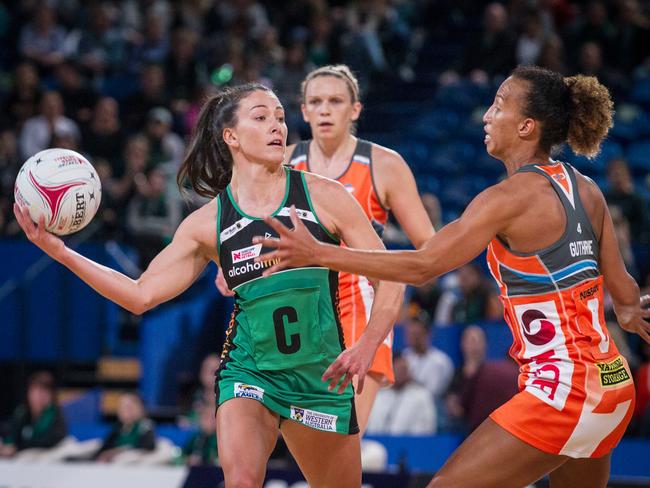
[[228, 257, 281, 278], [234, 382, 265, 401], [290, 406, 337, 432]]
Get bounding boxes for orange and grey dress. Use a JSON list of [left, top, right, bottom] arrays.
[[288, 139, 395, 383], [487, 161, 635, 458]]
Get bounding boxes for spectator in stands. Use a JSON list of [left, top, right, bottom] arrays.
[[403, 311, 454, 401], [0, 371, 67, 457], [445, 325, 487, 432], [575, 41, 627, 101], [181, 405, 218, 466], [307, 16, 334, 67], [126, 166, 181, 267], [143, 107, 185, 174], [185, 353, 221, 426], [366, 352, 436, 435], [93, 392, 155, 462], [515, 8, 547, 66], [606, 157, 649, 246], [17, 5, 66, 73], [122, 63, 169, 133], [609, 205, 638, 279], [447, 326, 519, 433], [271, 40, 313, 137], [536, 34, 569, 75], [565, 1, 615, 68], [442, 2, 517, 85], [437, 262, 502, 325], [165, 28, 204, 119], [611, 0, 650, 73], [49, 125, 82, 154], [128, 11, 169, 73], [0, 129, 20, 237], [3, 61, 42, 130], [53, 60, 99, 125], [82, 97, 125, 166], [19, 90, 80, 160], [95, 134, 151, 239], [73, 3, 126, 79]]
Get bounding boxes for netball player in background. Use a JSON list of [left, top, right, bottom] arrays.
[[14, 83, 403, 487], [216, 65, 435, 432], [256, 66, 650, 487]]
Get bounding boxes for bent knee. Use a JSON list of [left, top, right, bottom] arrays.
[[223, 467, 265, 488]]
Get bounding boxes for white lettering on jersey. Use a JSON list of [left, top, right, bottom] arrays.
[[513, 301, 574, 411], [569, 240, 593, 257]]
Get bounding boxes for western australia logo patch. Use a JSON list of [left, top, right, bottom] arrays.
[[234, 382, 265, 401], [290, 406, 337, 432]]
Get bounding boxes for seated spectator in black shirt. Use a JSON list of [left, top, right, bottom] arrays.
[[82, 97, 126, 166], [93, 392, 155, 463], [54, 60, 99, 125], [0, 371, 67, 457]]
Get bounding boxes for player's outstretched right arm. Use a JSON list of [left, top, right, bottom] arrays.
[[13, 202, 217, 315]]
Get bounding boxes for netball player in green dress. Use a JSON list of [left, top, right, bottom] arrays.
[[13, 83, 403, 487]]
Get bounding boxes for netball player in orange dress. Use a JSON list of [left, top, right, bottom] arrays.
[[218, 65, 434, 432], [256, 66, 650, 487]]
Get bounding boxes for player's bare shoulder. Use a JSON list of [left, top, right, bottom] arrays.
[[302, 170, 346, 193], [176, 198, 219, 260], [370, 142, 409, 174]]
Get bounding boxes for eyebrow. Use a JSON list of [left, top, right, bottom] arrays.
[[249, 104, 284, 111], [307, 95, 347, 102]]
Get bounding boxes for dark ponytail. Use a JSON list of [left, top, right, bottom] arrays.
[[177, 83, 272, 198]]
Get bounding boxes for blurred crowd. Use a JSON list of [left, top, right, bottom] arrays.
[[1, 0, 650, 469]]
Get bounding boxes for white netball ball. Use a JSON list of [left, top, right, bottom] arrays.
[[14, 148, 102, 236]]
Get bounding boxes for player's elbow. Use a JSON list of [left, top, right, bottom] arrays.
[[126, 301, 149, 316], [127, 288, 155, 315], [404, 265, 428, 287], [408, 256, 436, 286]]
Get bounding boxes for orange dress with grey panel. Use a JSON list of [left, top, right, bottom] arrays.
[[288, 139, 394, 384], [487, 161, 635, 458]]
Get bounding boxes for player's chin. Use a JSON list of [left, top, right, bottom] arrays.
[[261, 148, 285, 165]]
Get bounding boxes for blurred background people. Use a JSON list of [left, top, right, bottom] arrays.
[[0, 371, 66, 458]]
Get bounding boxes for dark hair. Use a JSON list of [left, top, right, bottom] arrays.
[[27, 371, 56, 394], [511, 66, 613, 158], [177, 83, 272, 198]]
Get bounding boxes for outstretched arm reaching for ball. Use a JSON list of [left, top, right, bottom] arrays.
[[13, 202, 218, 315], [256, 178, 650, 344], [255, 183, 515, 285]]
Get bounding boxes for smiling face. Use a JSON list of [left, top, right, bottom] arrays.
[[301, 75, 361, 141], [482, 77, 532, 161], [223, 89, 287, 167]]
